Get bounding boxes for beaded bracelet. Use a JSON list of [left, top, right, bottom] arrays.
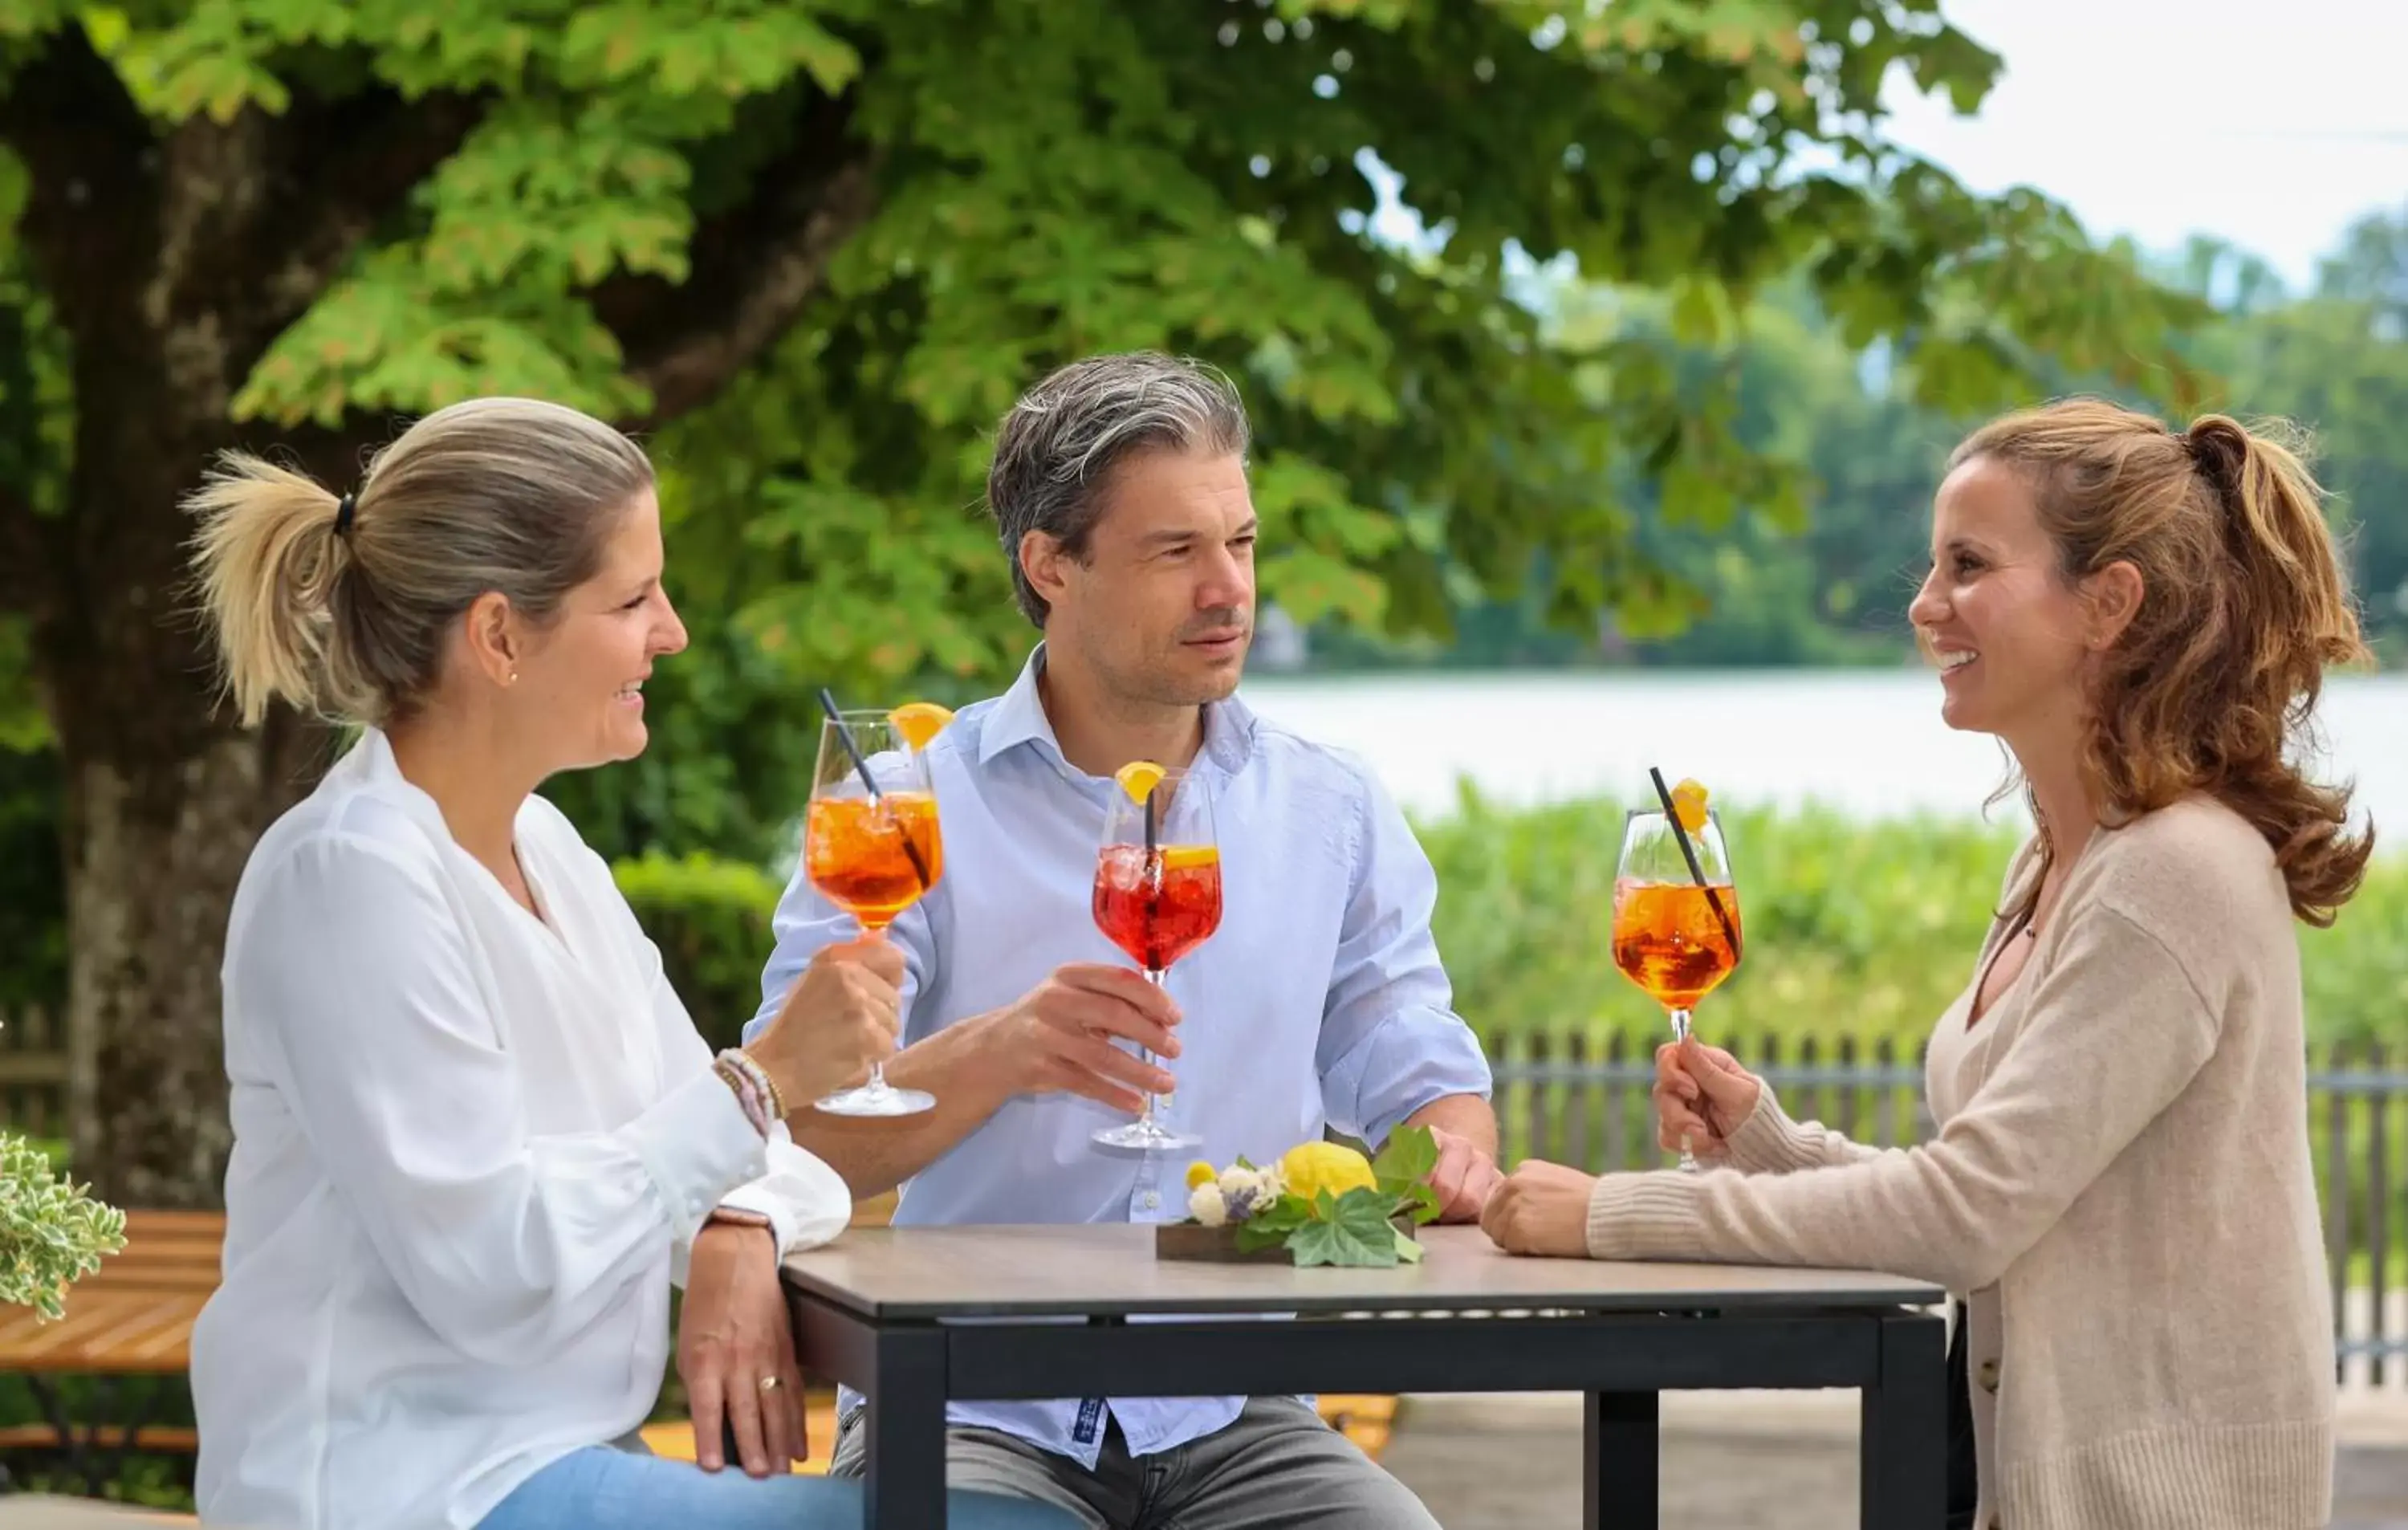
[[723, 1047, 787, 1121], [712, 1053, 774, 1138]]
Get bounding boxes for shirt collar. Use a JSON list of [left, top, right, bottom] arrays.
[[975, 642, 1259, 779]]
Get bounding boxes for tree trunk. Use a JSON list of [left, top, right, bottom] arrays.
[[1, 29, 852, 1203], [46, 389, 329, 1207], [59, 718, 323, 1207]]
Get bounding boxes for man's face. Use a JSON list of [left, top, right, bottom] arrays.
[[1026, 448, 1257, 710]]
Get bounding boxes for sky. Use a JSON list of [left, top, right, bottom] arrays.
[[1879, 0, 2408, 291]]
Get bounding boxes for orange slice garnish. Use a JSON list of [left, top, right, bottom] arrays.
[[1670, 778, 1710, 833], [887, 702, 954, 751], [1115, 760, 1166, 805], [1159, 844, 1218, 871]]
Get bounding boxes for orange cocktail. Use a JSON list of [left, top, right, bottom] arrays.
[[807, 792, 943, 930], [801, 699, 951, 1118], [1612, 776, 1743, 1172], [1610, 881, 1741, 1012]]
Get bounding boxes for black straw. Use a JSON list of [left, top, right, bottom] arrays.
[[818, 687, 929, 892], [1649, 767, 1739, 958]]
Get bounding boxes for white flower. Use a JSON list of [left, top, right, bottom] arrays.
[[1188, 1182, 1227, 1227], [1218, 1166, 1267, 1204]]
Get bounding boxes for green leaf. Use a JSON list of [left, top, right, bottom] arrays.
[[1287, 1187, 1405, 1268], [1370, 1123, 1438, 1188]]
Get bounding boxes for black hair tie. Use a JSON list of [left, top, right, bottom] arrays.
[[333, 492, 357, 537]]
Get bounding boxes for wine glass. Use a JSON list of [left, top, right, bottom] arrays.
[[803, 710, 945, 1117], [1611, 806, 1742, 1172], [1090, 765, 1221, 1156]]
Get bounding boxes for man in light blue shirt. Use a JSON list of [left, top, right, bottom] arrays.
[[751, 352, 1498, 1529]]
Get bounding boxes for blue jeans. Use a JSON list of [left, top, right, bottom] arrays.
[[480, 1443, 1080, 1530]]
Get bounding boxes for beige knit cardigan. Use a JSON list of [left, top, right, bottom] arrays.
[[1584, 797, 2334, 1530]]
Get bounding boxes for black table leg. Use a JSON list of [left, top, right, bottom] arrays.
[[1861, 1310, 1946, 1530], [864, 1326, 948, 1530], [1584, 1390, 1658, 1530]]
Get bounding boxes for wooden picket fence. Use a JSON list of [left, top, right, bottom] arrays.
[[1482, 1027, 2408, 1388]]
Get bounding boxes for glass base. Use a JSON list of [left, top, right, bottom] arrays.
[[816, 1080, 935, 1117], [1090, 1118, 1202, 1157]]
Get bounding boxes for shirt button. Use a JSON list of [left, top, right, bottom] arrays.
[[1141, 1193, 1160, 1211], [1977, 1358, 1999, 1394]]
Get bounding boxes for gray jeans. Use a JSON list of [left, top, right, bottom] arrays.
[[826, 1398, 1440, 1530]]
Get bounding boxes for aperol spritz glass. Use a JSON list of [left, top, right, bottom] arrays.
[[1612, 805, 1741, 1172], [803, 710, 945, 1117], [1090, 763, 1220, 1156]]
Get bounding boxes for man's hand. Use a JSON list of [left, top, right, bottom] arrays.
[[1425, 1124, 1505, 1223], [982, 963, 1183, 1113], [677, 1220, 804, 1476], [1479, 1160, 1600, 1258]]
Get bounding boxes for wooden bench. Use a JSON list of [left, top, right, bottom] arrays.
[[0, 1211, 218, 1495]]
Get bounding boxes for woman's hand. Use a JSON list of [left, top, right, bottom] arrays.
[[1654, 1038, 1762, 1157], [1479, 1160, 1599, 1257], [744, 935, 905, 1108], [677, 1220, 806, 1475]]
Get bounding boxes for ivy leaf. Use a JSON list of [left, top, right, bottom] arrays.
[[1371, 1124, 1438, 1186], [1287, 1187, 1405, 1268], [1231, 1191, 1314, 1252]]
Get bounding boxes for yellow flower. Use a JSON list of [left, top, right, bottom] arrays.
[[1277, 1141, 1377, 1203], [1185, 1159, 1218, 1192]]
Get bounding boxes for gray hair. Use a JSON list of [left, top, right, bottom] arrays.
[[186, 397, 654, 726], [985, 352, 1251, 626]]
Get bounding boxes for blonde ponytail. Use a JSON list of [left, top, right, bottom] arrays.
[[185, 454, 355, 726], [183, 397, 656, 730]]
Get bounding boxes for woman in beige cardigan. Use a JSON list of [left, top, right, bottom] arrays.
[[1483, 398, 2370, 1530]]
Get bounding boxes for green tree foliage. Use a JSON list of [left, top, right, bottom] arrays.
[[0, 0, 2201, 1196]]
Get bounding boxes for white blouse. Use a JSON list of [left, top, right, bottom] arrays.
[[192, 730, 848, 1530]]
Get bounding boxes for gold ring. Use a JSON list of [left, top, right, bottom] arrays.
[[758, 1375, 782, 1393]]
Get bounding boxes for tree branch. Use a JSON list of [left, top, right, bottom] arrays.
[[597, 92, 884, 433], [250, 87, 489, 332], [0, 21, 156, 345]]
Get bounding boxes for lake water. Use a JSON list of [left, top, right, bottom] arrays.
[[1238, 668, 2408, 831]]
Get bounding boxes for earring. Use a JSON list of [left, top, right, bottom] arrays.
[[508, 670, 519, 685]]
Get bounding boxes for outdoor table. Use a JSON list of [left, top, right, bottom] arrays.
[[783, 1223, 1946, 1528]]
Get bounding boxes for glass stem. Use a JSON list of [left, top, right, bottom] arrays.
[[1133, 968, 1168, 1131], [1670, 1007, 1698, 1173], [862, 922, 893, 1095]]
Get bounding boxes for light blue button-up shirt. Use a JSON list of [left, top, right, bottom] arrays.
[[747, 646, 1492, 1466]]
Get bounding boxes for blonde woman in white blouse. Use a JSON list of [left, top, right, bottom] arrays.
[[182, 397, 1074, 1530]]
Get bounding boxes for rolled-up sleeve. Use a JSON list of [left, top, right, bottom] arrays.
[[1315, 763, 1492, 1146]]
